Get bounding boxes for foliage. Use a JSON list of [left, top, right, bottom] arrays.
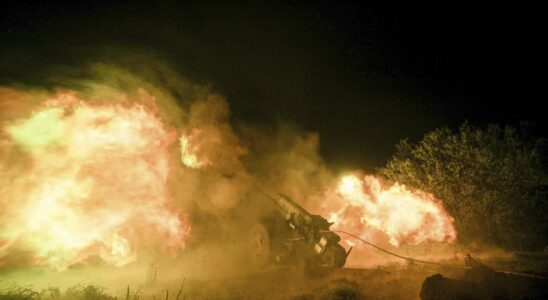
[[0, 285, 122, 300], [63, 285, 117, 300], [0, 283, 192, 300], [0, 286, 39, 300], [381, 123, 547, 249]]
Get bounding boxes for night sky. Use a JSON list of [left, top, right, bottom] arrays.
[[0, 2, 544, 171]]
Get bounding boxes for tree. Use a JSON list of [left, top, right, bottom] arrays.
[[381, 123, 547, 249]]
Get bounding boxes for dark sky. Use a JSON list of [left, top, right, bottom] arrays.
[[0, 2, 544, 171]]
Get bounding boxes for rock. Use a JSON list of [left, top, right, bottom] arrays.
[[420, 273, 486, 300], [420, 266, 548, 300]]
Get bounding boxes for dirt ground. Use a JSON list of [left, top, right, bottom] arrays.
[[143, 253, 548, 299], [139, 264, 465, 299]]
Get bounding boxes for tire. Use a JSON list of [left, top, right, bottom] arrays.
[[247, 223, 270, 269]]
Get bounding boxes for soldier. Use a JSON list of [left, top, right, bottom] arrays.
[[464, 253, 483, 268], [145, 262, 157, 287]]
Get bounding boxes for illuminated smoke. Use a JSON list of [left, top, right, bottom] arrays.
[[177, 95, 250, 211]]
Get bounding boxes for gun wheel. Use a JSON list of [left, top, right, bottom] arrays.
[[248, 223, 270, 268]]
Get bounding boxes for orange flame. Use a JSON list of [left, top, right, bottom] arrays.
[[325, 175, 456, 247], [0, 91, 190, 270], [179, 128, 213, 169]]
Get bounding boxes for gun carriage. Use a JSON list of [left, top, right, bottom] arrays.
[[247, 193, 349, 269]]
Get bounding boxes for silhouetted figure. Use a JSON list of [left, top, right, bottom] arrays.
[[464, 254, 483, 268], [145, 262, 157, 287]]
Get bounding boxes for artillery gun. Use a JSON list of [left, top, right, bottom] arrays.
[[247, 193, 350, 270]]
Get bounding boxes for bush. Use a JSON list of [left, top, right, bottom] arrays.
[[0, 285, 117, 300], [381, 123, 547, 249]]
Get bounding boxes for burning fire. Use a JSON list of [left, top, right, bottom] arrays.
[[0, 91, 190, 270], [325, 174, 456, 247], [179, 128, 212, 169]]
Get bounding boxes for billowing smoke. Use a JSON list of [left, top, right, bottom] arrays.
[[0, 53, 456, 275], [178, 95, 251, 212]]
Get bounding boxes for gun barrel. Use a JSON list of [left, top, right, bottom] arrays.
[[271, 194, 310, 220]]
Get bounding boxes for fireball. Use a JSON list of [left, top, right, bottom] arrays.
[[328, 174, 456, 247], [0, 91, 190, 270]]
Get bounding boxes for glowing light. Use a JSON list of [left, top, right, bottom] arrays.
[[5, 107, 66, 152]]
